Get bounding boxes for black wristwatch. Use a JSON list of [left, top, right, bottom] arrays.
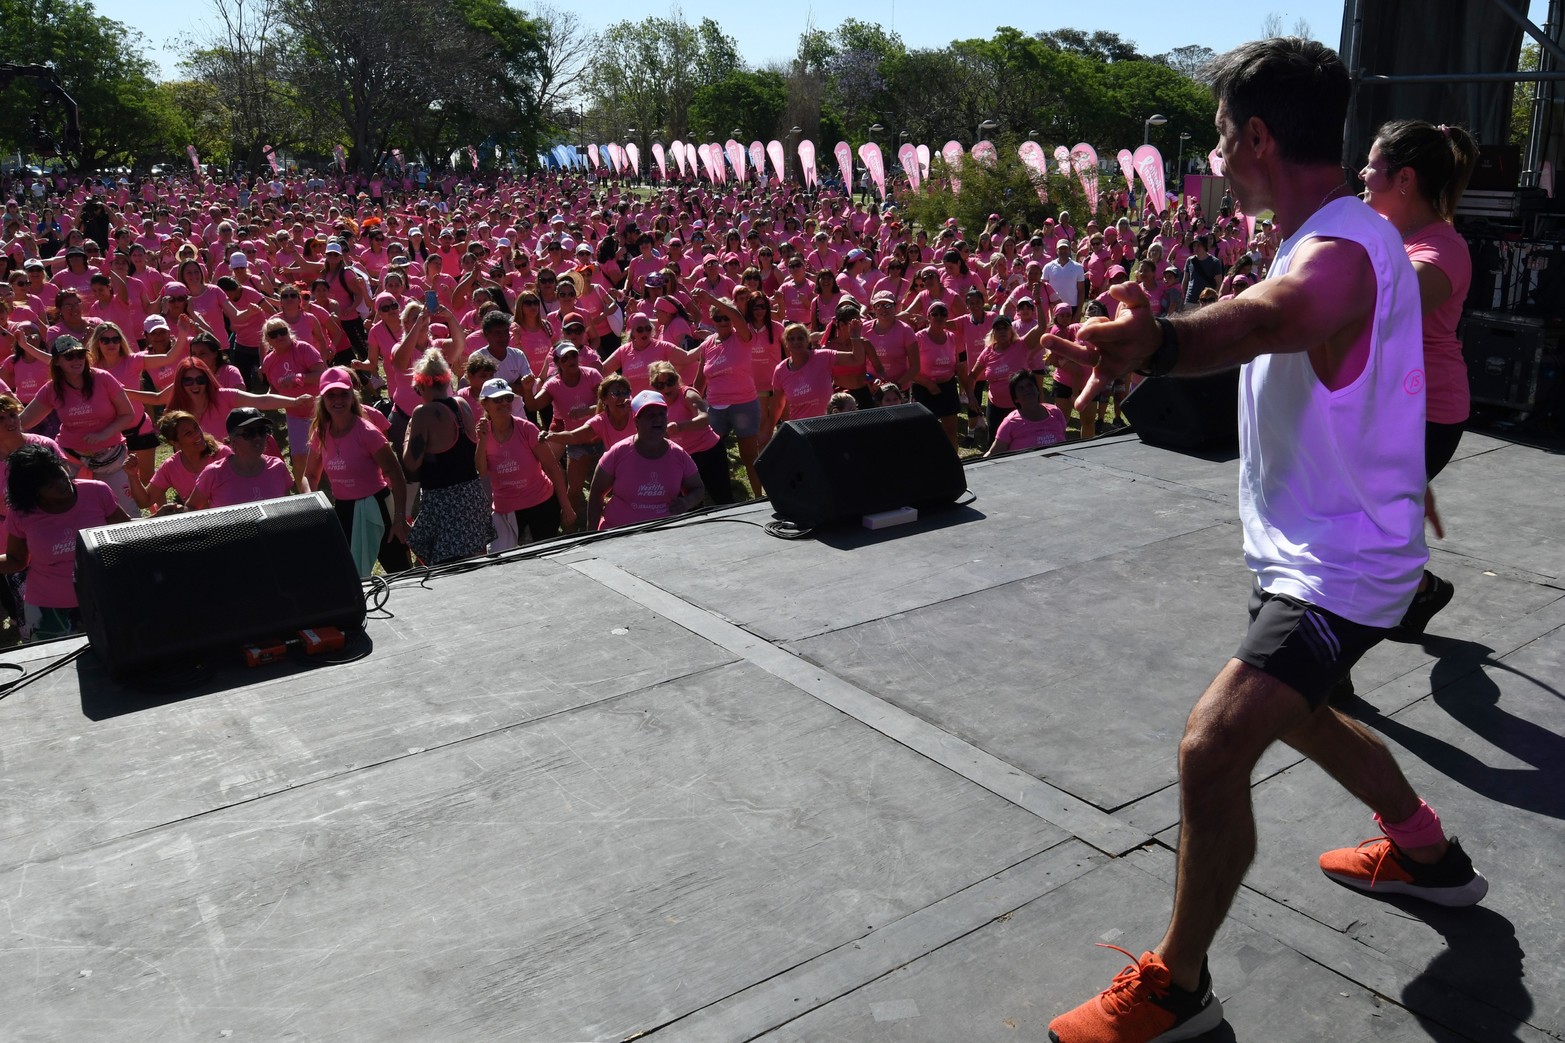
[[1137, 317, 1180, 377]]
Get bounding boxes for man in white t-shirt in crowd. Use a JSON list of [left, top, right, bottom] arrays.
[[470, 311, 533, 395], [1041, 239, 1087, 315], [1043, 35, 1487, 1043]]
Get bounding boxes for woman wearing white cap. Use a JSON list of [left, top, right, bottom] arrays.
[[586, 390, 704, 531], [474, 377, 573, 549], [303, 367, 410, 576]]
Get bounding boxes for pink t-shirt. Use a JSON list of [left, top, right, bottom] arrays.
[[100, 353, 150, 425], [5, 478, 118, 607], [260, 340, 324, 418], [863, 319, 915, 385], [666, 386, 720, 454], [596, 439, 698, 530], [601, 339, 695, 392], [3, 356, 51, 403], [993, 407, 1068, 451], [483, 419, 554, 513], [586, 410, 637, 451], [1403, 221, 1473, 425], [540, 366, 602, 431], [914, 328, 959, 383], [313, 416, 390, 501], [747, 322, 785, 391], [970, 341, 1036, 409], [30, 370, 126, 454], [772, 352, 836, 420], [151, 447, 231, 505], [699, 332, 757, 406], [193, 455, 292, 508]]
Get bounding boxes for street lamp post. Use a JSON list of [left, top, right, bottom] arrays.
[[1144, 113, 1168, 145], [1177, 131, 1191, 186], [976, 119, 998, 145], [786, 125, 801, 184]]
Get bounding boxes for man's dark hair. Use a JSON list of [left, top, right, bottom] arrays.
[[1206, 37, 1349, 166], [481, 309, 512, 332]]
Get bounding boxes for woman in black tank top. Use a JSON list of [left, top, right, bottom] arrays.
[[402, 348, 492, 563]]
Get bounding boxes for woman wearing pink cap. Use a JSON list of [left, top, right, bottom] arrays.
[[587, 389, 704, 530], [475, 376, 574, 548], [304, 367, 410, 575]]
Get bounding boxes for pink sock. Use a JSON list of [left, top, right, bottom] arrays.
[[1375, 800, 1445, 850]]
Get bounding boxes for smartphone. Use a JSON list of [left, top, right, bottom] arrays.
[[424, 289, 438, 313]]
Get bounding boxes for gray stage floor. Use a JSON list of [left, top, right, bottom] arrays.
[[2, 429, 1561, 1041]]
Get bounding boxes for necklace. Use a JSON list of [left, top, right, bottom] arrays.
[[1316, 183, 1350, 213]]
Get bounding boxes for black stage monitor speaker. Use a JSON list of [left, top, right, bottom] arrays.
[[1122, 371, 1240, 453], [76, 492, 366, 678], [757, 402, 967, 529]]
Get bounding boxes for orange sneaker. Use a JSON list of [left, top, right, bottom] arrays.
[[1047, 945, 1223, 1043], [1319, 835, 1488, 906]]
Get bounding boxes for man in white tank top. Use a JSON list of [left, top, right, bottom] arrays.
[[1045, 38, 1487, 1043]]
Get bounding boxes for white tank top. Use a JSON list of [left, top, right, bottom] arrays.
[[1239, 196, 1427, 627]]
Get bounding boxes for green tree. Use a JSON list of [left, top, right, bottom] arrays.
[[584, 12, 739, 143], [1, 0, 182, 170], [1513, 41, 1539, 147], [689, 70, 788, 142]]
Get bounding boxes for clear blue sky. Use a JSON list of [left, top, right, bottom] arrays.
[[102, 0, 1368, 81]]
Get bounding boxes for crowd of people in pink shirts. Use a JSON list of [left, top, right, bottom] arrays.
[[0, 163, 1278, 643]]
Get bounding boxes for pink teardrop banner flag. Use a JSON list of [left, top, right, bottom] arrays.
[[1052, 145, 1071, 177], [1017, 140, 1050, 202], [694, 143, 710, 181], [797, 139, 818, 187], [971, 140, 997, 167], [652, 142, 667, 179], [766, 140, 786, 184], [1207, 147, 1224, 177], [725, 139, 747, 182], [607, 142, 625, 173], [833, 141, 853, 192], [916, 144, 931, 180], [263, 146, 280, 173], [187, 145, 201, 175], [941, 140, 964, 192], [898, 143, 921, 192], [585, 144, 599, 170], [1071, 142, 1100, 212], [668, 140, 685, 177], [625, 143, 640, 176], [858, 142, 886, 199], [1117, 148, 1134, 185], [1132, 144, 1166, 214], [705, 144, 723, 183], [748, 141, 766, 182], [334, 144, 347, 172], [467, 145, 478, 170]]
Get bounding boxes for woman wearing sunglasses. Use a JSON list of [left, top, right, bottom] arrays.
[[165, 355, 307, 445], [85, 322, 174, 485], [18, 333, 143, 515], [259, 317, 327, 490]]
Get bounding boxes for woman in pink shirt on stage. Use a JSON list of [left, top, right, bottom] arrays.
[[1360, 118, 1480, 631], [587, 390, 704, 531]]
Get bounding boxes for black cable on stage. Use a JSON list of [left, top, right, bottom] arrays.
[[0, 645, 85, 704]]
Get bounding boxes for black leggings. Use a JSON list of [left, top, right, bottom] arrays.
[[332, 487, 411, 574], [510, 495, 562, 544], [690, 443, 734, 505], [1426, 420, 1464, 481]]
